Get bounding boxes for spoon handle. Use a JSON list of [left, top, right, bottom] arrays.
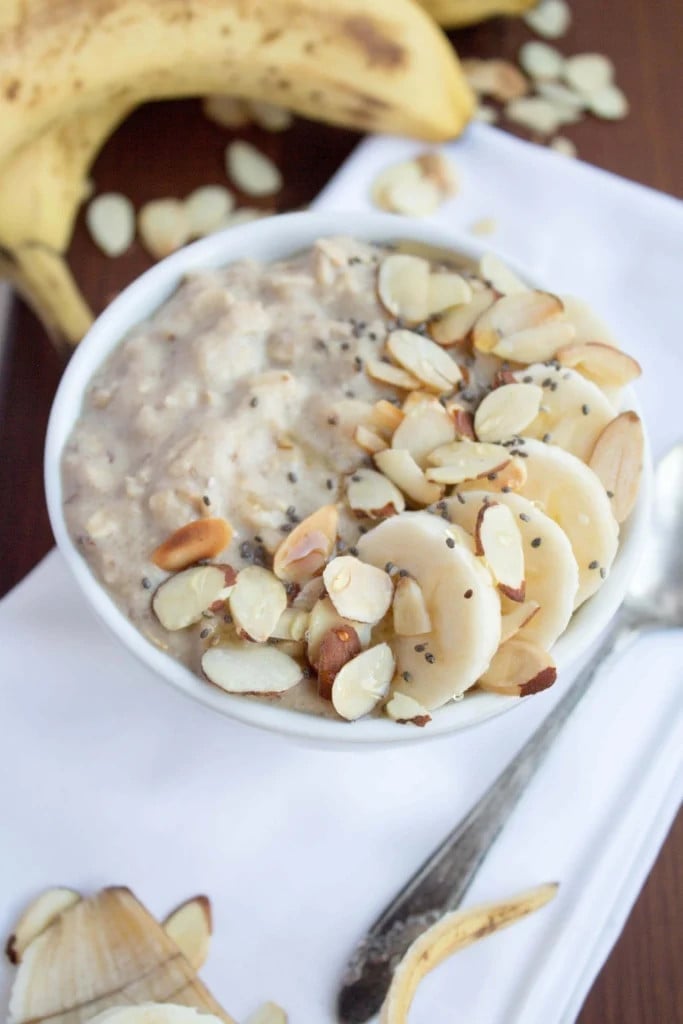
[[337, 613, 642, 1024]]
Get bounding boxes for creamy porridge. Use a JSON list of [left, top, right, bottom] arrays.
[[62, 237, 644, 725]]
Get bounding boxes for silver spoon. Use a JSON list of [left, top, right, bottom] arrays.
[[337, 443, 682, 1024]]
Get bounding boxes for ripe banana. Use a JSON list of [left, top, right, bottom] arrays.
[[0, 0, 474, 344], [417, 0, 536, 27]]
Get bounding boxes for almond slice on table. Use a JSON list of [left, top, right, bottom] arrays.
[[152, 564, 236, 631], [563, 53, 615, 95], [331, 643, 395, 721], [549, 135, 578, 158], [86, 193, 135, 257], [588, 411, 644, 523], [426, 440, 509, 483], [272, 504, 338, 584], [305, 596, 371, 667], [415, 151, 458, 194], [229, 566, 287, 642], [247, 100, 293, 132], [479, 253, 529, 297], [138, 199, 192, 260], [556, 342, 641, 388], [429, 288, 495, 346], [316, 624, 362, 700], [478, 636, 557, 696], [5, 889, 81, 965], [474, 383, 543, 443], [586, 85, 629, 120], [426, 272, 472, 315], [500, 599, 541, 644], [505, 97, 568, 136], [385, 177, 441, 217], [377, 253, 430, 325], [493, 320, 576, 363], [184, 186, 235, 238], [386, 329, 462, 393], [375, 449, 444, 506], [473, 291, 564, 353], [162, 896, 212, 971], [380, 884, 558, 1024], [202, 642, 302, 694], [391, 402, 456, 468], [536, 80, 586, 112], [523, 0, 572, 39], [392, 576, 432, 635], [365, 359, 421, 392], [346, 469, 406, 518], [475, 502, 526, 601], [384, 691, 432, 726], [462, 58, 529, 102], [323, 556, 393, 624], [225, 141, 282, 197], [245, 1003, 288, 1024], [371, 160, 422, 211], [151, 518, 233, 572], [519, 41, 565, 81]]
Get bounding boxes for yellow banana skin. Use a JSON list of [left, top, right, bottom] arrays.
[[418, 0, 536, 28]]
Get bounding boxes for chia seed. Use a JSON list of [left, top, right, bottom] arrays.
[[414, 643, 427, 652], [425, 652, 436, 664], [341, 341, 350, 352], [398, 568, 409, 577], [199, 628, 210, 639], [348, 546, 359, 557], [385, 561, 395, 573], [287, 471, 298, 483], [582, 404, 590, 415], [327, 415, 338, 426], [141, 577, 152, 590], [600, 567, 607, 579], [464, 588, 473, 599], [249, 396, 259, 408], [402, 671, 412, 683], [589, 560, 599, 570], [446, 537, 455, 548], [519, 513, 531, 522], [456, 492, 466, 504], [531, 537, 542, 548], [326, 478, 334, 491]]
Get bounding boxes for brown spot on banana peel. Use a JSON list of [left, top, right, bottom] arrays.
[[342, 16, 406, 68]]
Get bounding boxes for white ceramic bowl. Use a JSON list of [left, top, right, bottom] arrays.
[[45, 211, 650, 745]]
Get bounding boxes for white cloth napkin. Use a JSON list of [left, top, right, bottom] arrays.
[[1, 124, 682, 1023]]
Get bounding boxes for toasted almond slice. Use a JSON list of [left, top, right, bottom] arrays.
[[519, 40, 565, 80], [375, 449, 444, 506], [427, 440, 509, 481], [369, 399, 405, 437], [202, 94, 251, 127], [152, 564, 236, 631], [448, 403, 476, 441], [587, 85, 629, 120], [354, 424, 388, 455], [474, 383, 543, 442], [473, 291, 564, 353], [245, 1003, 288, 1024], [86, 193, 135, 258], [505, 96, 566, 135], [492, 320, 576, 362], [392, 576, 432, 635], [273, 505, 338, 584], [225, 141, 282, 197], [563, 53, 614, 95], [455, 455, 527, 494], [371, 160, 422, 211], [377, 254, 431, 325], [415, 151, 458, 194], [429, 288, 495, 346], [385, 691, 432, 726], [202, 642, 302, 693], [478, 637, 556, 696], [500, 599, 541, 644], [347, 469, 406, 518], [229, 566, 287, 642], [385, 177, 441, 217], [380, 884, 558, 1024], [427, 272, 472, 316], [138, 198, 191, 260], [270, 607, 310, 642], [162, 896, 212, 971], [523, 0, 572, 38], [479, 253, 529, 296], [305, 596, 372, 667], [387, 329, 462, 393], [391, 402, 456, 468], [588, 411, 644, 523], [475, 502, 525, 601], [247, 100, 293, 132], [151, 518, 233, 571], [462, 58, 529, 101], [317, 624, 362, 700], [556, 341, 641, 387], [323, 556, 393, 624], [184, 185, 235, 238], [331, 643, 395, 721], [366, 359, 421, 391], [5, 889, 81, 965]]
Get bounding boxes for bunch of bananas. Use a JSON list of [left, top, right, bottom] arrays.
[[0, 0, 534, 345]]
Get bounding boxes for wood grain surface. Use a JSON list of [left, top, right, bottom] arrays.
[[0, 1, 681, 1020]]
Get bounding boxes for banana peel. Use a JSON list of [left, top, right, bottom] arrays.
[[417, 0, 537, 27]]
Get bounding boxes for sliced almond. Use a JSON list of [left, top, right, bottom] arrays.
[[586, 85, 629, 120], [245, 1003, 288, 1024], [369, 399, 405, 437], [427, 272, 472, 316], [247, 100, 293, 132], [588, 411, 644, 523], [151, 518, 233, 572], [391, 401, 456, 468], [493, 320, 576, 363], [426, 440, 509, 483], [523, 0, 572, 39], [366, 359, 421, 392], [455, 455, 527, 493], [5, 889, 81, 965], [518, 40, 565, 80], [346, 469, 406, 518], [479, 253, 529, 296], [354, 424, 388, 455], [392, 576, 432, 636], [448, 404, 476, 441], [415, 151, 458, 194], [469, 217, 498, 237], [269, 607, 310, 642], [86, 193, 135, 258], [371, 160, 422, 212], [385, 177, 441, 217], [473, 291, 564, 353], [429, 288, 495, 346], [185, 185, 235, 238], [291, 576, 326, 612], [331, 643, 395, 721], [401, 390, 439, 414], [385, 691, 432, 726], [323, 556, 393, 625], [462, 58, 529, 102], [387, 329, 462, 393], [375, 448, 444, 506], [377, 254, 431, 325], [563, 53, 615, 95], [152, 564, 236, 631], [202, 642, 302, 693], [162, 896, 212, 971], [225, 141, 282, 197], [536, 80, 586, 112], [317, 624, 362, 700], [549, 135, 578, 158], [500, 599, 540, 644], [138, 198, 191, 260], [478, 637, 557, 696], [202, 94, 251, 128], [505, 96, 566, 136], [229, 566, 287, 642], [272, 504, 338, 584], [474, 383, 543, 442], [475, 502, 525, 601], [305, 596, 371, 667], [556, 341, 641, 387]]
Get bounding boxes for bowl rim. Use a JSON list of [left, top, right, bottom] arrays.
[[45, 209, 651, 746]]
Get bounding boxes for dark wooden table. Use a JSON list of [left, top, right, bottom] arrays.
[[0, 1, 680, 1020]]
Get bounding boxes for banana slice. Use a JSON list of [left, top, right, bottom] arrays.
[[86, 1008, 225, 1024], [446, 490, 579, 648], [516, 439, 619, 607], [357, 512, 500, 709], [511, 363, 615, 462]]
